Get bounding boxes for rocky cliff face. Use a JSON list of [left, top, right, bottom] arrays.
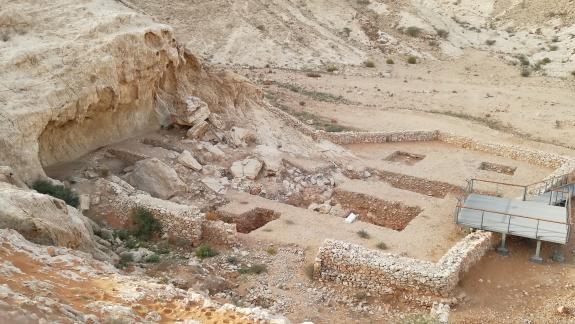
[[0, 0, 263, 182]]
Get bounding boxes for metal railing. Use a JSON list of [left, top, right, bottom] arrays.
[[463, 178, 573, 205], [455, 204, 571, 244]]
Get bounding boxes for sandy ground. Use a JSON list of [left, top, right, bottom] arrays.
[[222, 189, 462, 262], [345, 141, 553, 192]]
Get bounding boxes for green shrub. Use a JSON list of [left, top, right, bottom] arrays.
[[31, 179, 79, 207], [407, 56, 417, 64], [226, 256, 239, 265], [114, 229, 129, 241], [116, 253, 133, 269], [540, 57, 551, 65], [357, 229, 370, 239], [386, 58, 394, 64], [195, 245, 218, 260], [238, 264, 267, 274], [405, 26, 421, 37], [124, 238, 138, 249], [131, 208, 161, 241], [363, 60, 375, 68], [145, 254, 161, 263]]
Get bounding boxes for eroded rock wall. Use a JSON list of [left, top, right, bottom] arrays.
[[0, 0, 262, 182]]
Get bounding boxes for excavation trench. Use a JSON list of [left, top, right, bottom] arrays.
[[332, 189, 422, 231]]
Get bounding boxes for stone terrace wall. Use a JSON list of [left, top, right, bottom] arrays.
[[437, 132, 567, 169], [267, 104, 575, 174], [91, 178, 205, 245], [314, 231, 492, 297]]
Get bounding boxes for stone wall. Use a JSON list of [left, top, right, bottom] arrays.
[[90, 177, 205, 245], [314, 231, 492, 297], [268, 103, 575, 185]]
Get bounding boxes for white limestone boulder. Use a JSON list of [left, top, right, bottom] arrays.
[[178, 150, 203, 171], [126, 158, 186, 199], [230, 159, 263, 180]]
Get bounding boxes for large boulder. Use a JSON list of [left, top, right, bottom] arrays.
[[230, 159, 263, 180], [0, 182, 113, 261], [126, 158, 186, 199]]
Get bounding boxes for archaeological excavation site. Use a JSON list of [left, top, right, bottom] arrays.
[[2, 0, 575, 323]]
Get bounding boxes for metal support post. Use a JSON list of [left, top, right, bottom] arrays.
[[497, 233, 509, 256], [530, 240, 543, 264]]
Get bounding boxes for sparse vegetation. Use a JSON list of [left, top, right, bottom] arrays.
[[31, 179, 80, 207], [521, 68, 531, 77], [342, 27, 351, 37], [195, 245, 218, 260], [266, 246, 277, 255], [356, 0, 370, 5], [364, 60, 375, 68], [284, 219, 295, 225], [407, 56, 417, 64], [436, 29, 448, 39], [571, 71, 575, 77], [357, 229, 370, 239], [145, 254, 160, 263], [517, 54, 530, 66], [326, 65, 338, 73], [402, 314, 442, 324], [238, 264, 267, 274], [376, 242, 388, 250], [227, 256, 239, 265], [304, 264, 315, 280], [116, 253, 133, 269], [306, 72, 321, 78], [405, 26, 421, 37], [131, 208, 161, 241], [485, 39, 496, 46], [386, 58, 394, 64], [539, 57, 551, 65], [549, 45, 559, 51], [270, 81, 354, 104]]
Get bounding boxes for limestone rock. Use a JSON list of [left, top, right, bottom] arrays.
[[172, 96, 210, 126], [201, 177, 229, 194], [229, 127, 256, 147], [187, 120, 210, 139], [230, 159, 263, 180], [254, 145, 283, 176], [178, 150, 203, 171], [0, 182, 113, 261], [207, 113, 226, 129], [126, 158, 186, 199], [0, 166, 26, 188], [430, 303, 450, 323]]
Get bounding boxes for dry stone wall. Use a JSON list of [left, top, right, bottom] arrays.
[[91, 178, 205, 245], [314, 231, 492, 297], [267, 105, 575, 182]]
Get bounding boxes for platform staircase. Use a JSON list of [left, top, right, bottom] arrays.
[[454, 174, 573, 262]]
